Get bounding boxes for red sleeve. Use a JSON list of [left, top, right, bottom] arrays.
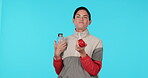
[[80, 54, 102, 76], [53, 58, 64, 75]]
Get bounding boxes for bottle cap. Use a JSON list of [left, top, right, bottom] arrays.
[[58, 33, 63, 37]]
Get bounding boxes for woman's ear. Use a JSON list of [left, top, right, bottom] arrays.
[[72, 19, 75, 23], [89, 20, 92, 25]]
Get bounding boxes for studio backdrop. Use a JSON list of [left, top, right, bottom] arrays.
[[0, 0, 148, 78]]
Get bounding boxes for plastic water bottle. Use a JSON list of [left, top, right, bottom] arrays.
[[56, 33, 64, 43]]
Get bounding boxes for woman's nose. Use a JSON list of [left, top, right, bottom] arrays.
[[80, 17, 83, 21]]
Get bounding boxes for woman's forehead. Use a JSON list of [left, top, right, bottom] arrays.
[[75, 10, 89, 16]]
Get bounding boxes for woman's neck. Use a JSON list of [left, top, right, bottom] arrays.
[[75, 28, 86, 32]]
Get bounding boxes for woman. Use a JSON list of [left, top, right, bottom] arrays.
[[53, 6, 103, 78]]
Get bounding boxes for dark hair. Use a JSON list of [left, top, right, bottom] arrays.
[[73, 6, 91, 20]]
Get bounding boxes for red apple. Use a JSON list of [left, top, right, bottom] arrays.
[[78, 39, 86, 47]]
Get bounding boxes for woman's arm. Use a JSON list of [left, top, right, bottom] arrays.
[[53, 57, 64, 75], [53, 39, 67, 75], [80, 51, 102, 76], [78, 40, 103, 75]]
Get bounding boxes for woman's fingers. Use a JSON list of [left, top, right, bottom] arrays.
[[54, 41, 57, 45], [58, 37, 65, 42], [76, 41, 79, 48], [60, 44, 67, 52], [61, 43, 67, 49], [59, 41, 67, 47], [55, 40, 67, 52], [75, 42, 80, 51], [54, 40, 57, 49], [75, 41, 86, 52]]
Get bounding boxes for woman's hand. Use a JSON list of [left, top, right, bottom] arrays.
[[54, 38, 67, 60], [75, 41, 87, 58]]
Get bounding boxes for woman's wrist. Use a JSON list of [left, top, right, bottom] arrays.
[[54, 50, 62, 60], [54, 53, 60, 57], [79, 50, 86, 58], [54, 55, 61, 60]]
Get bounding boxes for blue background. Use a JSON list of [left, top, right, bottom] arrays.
[[0, 0, 148, 78]]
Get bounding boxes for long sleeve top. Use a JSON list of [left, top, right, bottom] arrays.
[[53, 29, 103, 78]]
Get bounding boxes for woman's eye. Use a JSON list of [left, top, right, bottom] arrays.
[[76, 16, 80, 18], [84, 17, 87, 18]]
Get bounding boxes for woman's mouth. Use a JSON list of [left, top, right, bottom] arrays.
[[79, 22, 83, 23]]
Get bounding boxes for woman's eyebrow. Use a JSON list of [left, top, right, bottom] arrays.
[[76, 14, 88, 16], [76, 14, 80, 16], [83, 15, 88, 16]]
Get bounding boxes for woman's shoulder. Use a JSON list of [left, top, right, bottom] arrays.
[[89, 35, 102, 42], [64, 35, 75, 41]]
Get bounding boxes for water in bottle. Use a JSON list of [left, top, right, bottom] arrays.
[[57, 33, 64, 43]]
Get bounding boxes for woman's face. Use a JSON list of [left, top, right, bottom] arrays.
[[73, 10, 91, 31]]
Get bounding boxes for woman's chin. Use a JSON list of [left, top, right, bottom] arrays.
[[76, 25, 84, 29]]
